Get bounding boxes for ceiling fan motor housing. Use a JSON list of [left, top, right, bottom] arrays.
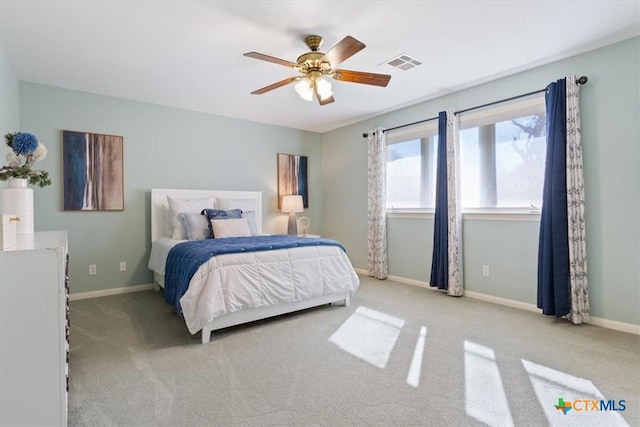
[[304, 35, 324, 51], [296, 51, 330, 74]]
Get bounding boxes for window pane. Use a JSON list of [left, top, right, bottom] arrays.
[[425, 136, 438, 208], [460, 128, 480, 207], [386, 139, 421, 208], [495, 114, 546, 207], [459, 111, 546, 208]]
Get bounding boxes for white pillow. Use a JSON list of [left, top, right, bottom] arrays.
[[162, 205, 173, 238], [167, 196, 215, 240], [241, 211, 259, 236], [215, 197, 257, 213], [210, 218, 251, 238]]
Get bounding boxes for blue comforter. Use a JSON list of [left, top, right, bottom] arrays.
[[164, 234, 345, 314]]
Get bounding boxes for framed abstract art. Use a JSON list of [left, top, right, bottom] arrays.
[[277, 153, 308, 209], [62, 130, 124, 211]]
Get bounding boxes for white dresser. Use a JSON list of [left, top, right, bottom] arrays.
[[0, 231, 69, 427]]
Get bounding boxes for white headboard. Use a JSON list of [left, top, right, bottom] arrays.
[[151, 188, 263, 242]]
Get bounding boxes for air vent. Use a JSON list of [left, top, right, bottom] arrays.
[[379, 53, 423, 73]]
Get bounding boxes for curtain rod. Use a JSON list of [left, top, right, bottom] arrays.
[[362, 75, 588, 138]]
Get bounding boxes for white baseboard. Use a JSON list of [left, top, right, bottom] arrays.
[[69, 284, 156, 301], [463, 290, 540, 314], [355, 268, 442, 291], [588, 317, 640, 335], [355, 269, 640, 335]]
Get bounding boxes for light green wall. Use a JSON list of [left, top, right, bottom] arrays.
[[19, 83, 322, 293], [321, 37, 640, 326], [462, 219, 539, 304], [0, 36, 20, 195], [387, 216, 432, 281]]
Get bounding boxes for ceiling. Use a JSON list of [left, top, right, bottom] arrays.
[[1, 1, 638, 133]]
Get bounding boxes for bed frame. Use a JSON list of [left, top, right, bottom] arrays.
[[150, 188, 351, 343]]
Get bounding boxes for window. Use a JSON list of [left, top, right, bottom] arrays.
[[459, 97, 546, 208], [385, 96, 546, 211], [386, 124, 438, 209]]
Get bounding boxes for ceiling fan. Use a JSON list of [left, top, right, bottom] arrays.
[[244, 35, 391, 106]]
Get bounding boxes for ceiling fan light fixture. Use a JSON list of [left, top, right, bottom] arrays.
[[295, 77, 313, 102], [315, 76, 333, 100]]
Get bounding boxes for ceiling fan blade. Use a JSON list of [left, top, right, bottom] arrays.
[[319, 36, 365, 67], [243, 52, 297, 68], [318, 95, 335, 106], [333, 69, 391, 87], [251, 77, 299, 95], [313, 84, 335, 106]]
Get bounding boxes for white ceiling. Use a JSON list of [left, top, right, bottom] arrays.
[[1, 1, 638, 133]]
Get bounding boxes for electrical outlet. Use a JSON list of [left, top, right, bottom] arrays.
[[482, 265, 490, 277], [120, 261, 127, 272], [89, 264, 97, 275]]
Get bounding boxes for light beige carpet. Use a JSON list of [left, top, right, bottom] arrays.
[[68, 276, 639, 426]]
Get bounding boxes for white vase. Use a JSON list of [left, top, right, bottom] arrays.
[[2, 178, 34, 235]]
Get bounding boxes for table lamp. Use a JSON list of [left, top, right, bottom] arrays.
[[281, 195, 304, 235]]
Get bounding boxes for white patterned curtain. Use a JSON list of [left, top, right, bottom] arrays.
[[445, 111, 463, 296], [565, 75, 589, 324], [367, 128, 388, 279]]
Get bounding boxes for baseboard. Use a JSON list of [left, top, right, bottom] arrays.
[[355, 268, 434, 289], [69, 284, 155, 301], [588, 317, 640, 335], [463, 290, 540, 314], [355, 269, 640, 335], [465, 290, 640, 335]]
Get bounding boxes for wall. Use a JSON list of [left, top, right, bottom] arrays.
[[321, 37, 640, 326], [0, 37, 20, 212], [19, 83, 322, 293]]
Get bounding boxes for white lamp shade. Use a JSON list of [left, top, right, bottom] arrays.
[[281, 195, 304, 213], [315, 76, 333, 100], [295, 78, 313, 102]]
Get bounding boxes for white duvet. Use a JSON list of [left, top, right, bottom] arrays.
[[149, 238, 360, 334]]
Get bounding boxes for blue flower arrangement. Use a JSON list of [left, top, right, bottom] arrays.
[[1, 132, 52, 187], [12, 132, 39, 155]]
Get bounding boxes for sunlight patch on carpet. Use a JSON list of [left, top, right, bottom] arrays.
[[522, 359, 629, 427], [406, 326, 427, 388], [464, 340, 514, 427], [329, 306, 404, 369]]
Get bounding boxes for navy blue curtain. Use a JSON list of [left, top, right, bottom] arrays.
[[297, 156, 308, 208], [537, 78, 570, 316], [430, 112, 449, 290]]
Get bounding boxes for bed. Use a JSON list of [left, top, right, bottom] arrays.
[[148, 188, 360, 343]]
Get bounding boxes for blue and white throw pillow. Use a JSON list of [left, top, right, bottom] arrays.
[[201, 209, 243, 238]]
